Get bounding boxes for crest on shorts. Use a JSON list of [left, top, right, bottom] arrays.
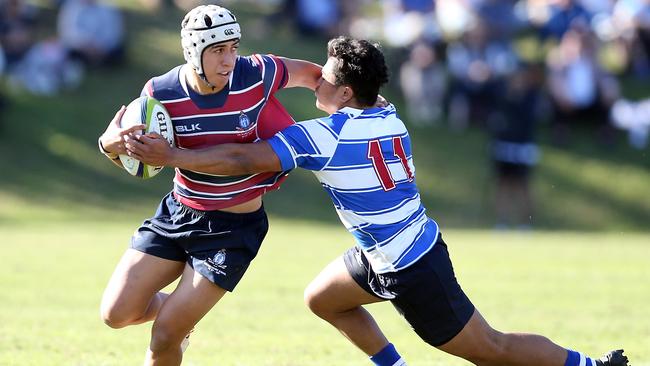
[[238, 111, 251, 129], [213, 249, 227, 266]]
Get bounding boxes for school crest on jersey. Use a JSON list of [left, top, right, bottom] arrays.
[[238, 111, 251, 129]]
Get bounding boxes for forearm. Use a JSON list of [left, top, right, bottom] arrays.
[[281, 57, 322, 90], [168, 144, 280, 176]]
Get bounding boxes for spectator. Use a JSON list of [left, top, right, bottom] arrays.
[[612, 0, 650, 77], [446, 19, 518, 130], [383, 0, 440, 48], [399, 40, 447, 125], [477, 0, 524, 40], [57, 0, 125, 67], [8, 37, 84, 96], [0, 0, 37, 69], [262, 0, 343, 39], [546, 25, 620, 144], [435, 0, 475, 40], [295, 0, 340, 37], [539, 0, 592, 41], [488, 62, 544, 229]]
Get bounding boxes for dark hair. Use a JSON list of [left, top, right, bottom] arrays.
[[327, 37, 389, 106]]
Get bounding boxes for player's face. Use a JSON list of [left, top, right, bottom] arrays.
[[201, 39, 240, 90], [315, 57, 349, 114]]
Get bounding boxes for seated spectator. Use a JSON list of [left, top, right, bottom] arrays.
[[8, 37, 84, 96], [0, 0, 37, 70], [546, 25, 620, 144], [57, 0, 125, 67]]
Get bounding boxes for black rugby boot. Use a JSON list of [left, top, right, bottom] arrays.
[[595, 349, 629, 366]]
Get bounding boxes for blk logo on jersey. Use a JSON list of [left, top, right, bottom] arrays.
[[176, 124, 202, 133]]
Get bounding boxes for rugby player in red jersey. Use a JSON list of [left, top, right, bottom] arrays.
[[97, 5, 321, 365]]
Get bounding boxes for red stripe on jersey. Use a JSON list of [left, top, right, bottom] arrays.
[[147, 55, 292, 211], [174, 175, 288, 211], [175, 171, 280, 194], [175, 133, 254, 149], [163, 85, 264, 116], [173, 96, 294, 149]]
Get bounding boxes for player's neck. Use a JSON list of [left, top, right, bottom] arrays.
[[185, 67, 226, 95]]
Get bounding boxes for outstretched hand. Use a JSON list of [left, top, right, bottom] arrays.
[[125, 133, 176, 167]]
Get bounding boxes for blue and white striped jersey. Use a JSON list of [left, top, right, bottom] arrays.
[[268, 104, 439, 273]]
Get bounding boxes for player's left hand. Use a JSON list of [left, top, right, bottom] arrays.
[[125, 133, 174, 166], [99, 106, 146, 156]]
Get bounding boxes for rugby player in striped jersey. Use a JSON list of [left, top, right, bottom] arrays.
[[97, 5, 321, 365]]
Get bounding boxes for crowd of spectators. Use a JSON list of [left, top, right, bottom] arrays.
[[0, 0, 125, 96], [3, 0, 648, 228], [264, 0, 650, 228]]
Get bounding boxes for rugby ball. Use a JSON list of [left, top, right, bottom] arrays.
[[118, 96, 175, 179]]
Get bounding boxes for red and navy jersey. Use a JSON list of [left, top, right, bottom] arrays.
[[141, 54, 293, 211]]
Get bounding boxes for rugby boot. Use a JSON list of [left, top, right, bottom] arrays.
[[595, 349, 629, 366]]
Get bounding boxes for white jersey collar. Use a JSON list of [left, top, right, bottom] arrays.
[[339, 104, 395, 118], [339, 106, 365, 118]]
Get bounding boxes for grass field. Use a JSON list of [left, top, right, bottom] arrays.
[[0, 2, 649, 366], [1, 217, 648, 366]]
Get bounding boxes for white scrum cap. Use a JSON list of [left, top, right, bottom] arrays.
[[180, 5, 241, 78]]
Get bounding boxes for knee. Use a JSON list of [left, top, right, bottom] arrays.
[[150, 321, 185, 352], [303, 284, 329, 318], [100, 301, 138, 329], [101, 314, 128, 329], [99, 304, 130, 329]]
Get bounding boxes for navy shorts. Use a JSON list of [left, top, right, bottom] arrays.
[[131, 192, 269, 292], [344, 234, 475, 346]]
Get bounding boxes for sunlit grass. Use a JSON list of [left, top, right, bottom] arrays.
[[0, 220, 648, 365]]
